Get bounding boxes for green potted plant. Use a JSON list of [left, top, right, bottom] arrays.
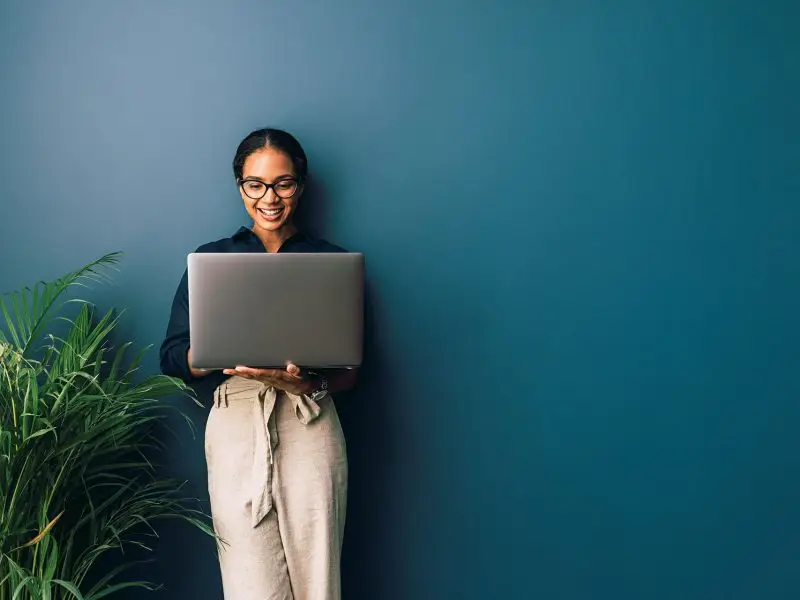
[[0, 253, 214, 599]]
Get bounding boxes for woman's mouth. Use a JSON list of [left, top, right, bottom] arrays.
[[257, 206, 284, 222]]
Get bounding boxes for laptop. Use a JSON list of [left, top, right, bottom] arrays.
[[187, 252, 364, 370]]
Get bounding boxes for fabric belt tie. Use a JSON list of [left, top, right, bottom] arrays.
[[213, 378, 322, 527]]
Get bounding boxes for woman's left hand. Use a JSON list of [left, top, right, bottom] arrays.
[[223, 363, 315, 396]]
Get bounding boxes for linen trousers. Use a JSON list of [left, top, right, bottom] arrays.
[[205, 376, 348, 600]]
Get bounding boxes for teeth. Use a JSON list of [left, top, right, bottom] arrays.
[[259, 208, 282, 216]]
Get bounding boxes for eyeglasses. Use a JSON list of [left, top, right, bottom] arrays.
[[239, 177, 300, 200]]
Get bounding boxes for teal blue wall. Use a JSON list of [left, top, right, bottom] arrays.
[[1, 1, 798, 598]]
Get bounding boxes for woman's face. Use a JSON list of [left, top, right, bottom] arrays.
[[239, 147, 302, 234]]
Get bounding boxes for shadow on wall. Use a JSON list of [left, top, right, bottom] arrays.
[[296, 176, 402, 593], [295, 177, 401, 596], [294, 175, 330, 240], [336, 279, 398, 598]]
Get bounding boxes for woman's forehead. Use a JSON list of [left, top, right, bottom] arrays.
[[243, 147, 295, 177]]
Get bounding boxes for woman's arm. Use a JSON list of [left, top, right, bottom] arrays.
[[160, 269, 207, 382]]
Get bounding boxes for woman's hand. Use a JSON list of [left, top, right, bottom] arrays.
[[223, 363, 315, 396], [187, 348, 211, 379]]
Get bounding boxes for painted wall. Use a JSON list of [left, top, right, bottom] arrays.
[[1, 1, 798, 598]]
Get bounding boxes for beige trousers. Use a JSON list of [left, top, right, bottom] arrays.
[[205, 376, 348, 600]]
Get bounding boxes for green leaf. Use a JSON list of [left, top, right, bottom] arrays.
[[44, 537, 60, 580], [87, 580, 155, 600], [52, 579, 86, 599], [12, 292, 29, 340], [12, 576, 36, 600], [24, 426, 57, 442], [0, 296, 21, 348]]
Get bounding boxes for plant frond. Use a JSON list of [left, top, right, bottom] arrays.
[[0, 253, 212, 599]]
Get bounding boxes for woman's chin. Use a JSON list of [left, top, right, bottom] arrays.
[[254, 214, 293, 233]]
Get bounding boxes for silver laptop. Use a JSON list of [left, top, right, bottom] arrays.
[[187, 252, 364, 370]]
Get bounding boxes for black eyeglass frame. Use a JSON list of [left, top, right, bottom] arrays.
[[237, 176, 303, 200]]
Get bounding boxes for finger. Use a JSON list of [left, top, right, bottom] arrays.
[[225, 367, 248, 376], [234, 366, 276, 378], [257, 365, 302, 382], [286, 363, 303, 378]]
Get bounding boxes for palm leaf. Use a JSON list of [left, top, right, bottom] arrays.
[[0, 252, 121, 358], [52, 580, 86, 600]]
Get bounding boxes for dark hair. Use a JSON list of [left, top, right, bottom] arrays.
[[232, 128, 308, 181]]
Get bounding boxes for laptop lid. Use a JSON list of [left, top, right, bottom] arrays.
[[188, 252, 364, 370]]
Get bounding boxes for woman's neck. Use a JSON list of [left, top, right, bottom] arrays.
[[252, 222, 298, 253]]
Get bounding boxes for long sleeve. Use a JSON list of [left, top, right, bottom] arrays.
[[159, 269, 193, 382]]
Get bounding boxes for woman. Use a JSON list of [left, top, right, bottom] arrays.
[[160, 128, 357, 600]]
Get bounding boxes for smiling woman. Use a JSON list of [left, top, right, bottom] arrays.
[[233, 129, 308, 248], [159, 128, 357, 600]]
